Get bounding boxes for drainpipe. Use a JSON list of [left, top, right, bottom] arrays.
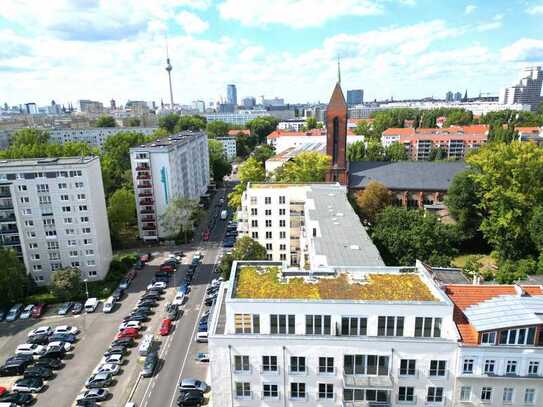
[[283, 346, 287, 407], [228, 344, 234, 407]]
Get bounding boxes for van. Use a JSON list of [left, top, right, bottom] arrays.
[[172, 291, 185, 306], [220, 209, 228, 220], [5, 304, 23, 321], [103, 296, 116, 313], [196, 331, 208, 343], [84, 298, 99, 313], [138, 334, 154, 356]]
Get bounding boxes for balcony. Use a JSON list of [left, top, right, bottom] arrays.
[[343, 374, 393, 388], [0, 215, 16, 222], [140, 209, 154, 215], [0, 204, 14, 211], [139, 199, 154, 206], [137, 183, 152, 189], [142, 224, 157, 231], [136, 165, 150, 171], [343, 403, 391, 407], [141, 215, 155, 222], [2, 237, 21, 246], [138, 192, 153, 198], [0, 227, 18, 234], [137, 173, 151, 180]]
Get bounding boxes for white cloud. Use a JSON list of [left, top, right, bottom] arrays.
[[465, 4, 477, 14], [527, 3, 543, 15], [476, 14, 503, 32], [175, 11, 209, 34], [501, 38, 543, 62], [218, 0, 383, 28]]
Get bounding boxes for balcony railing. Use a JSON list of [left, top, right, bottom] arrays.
[[343, 402, 392, 407], [142, 224, 157, 231], [343, 373, 394, 388], [137, 174, 151, 179], [136, 165, 150, 171], [137, 183, 152, 189], [138, 192, 153, 198], [139, 199, 154, 205], [0, 227, 18, 234], [141, 216, 155, 222], [0, 204, 14, 210], [0, 215, 16, 222], [140, 210, 154, 215]]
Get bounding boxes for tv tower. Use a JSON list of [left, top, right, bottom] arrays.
[[165, 39, 174, 109]]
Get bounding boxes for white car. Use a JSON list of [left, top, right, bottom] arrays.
[[103, 354, 123, 365], [118, 321, 141, 331], [15, 343, 46, 356], [47, 341, 72, 352], [54, 325, 80, 335], [28, 326, 52, 337], [94, 363, 120, 376], [20, 304, 35, 320], [147, 281, 167, 290]]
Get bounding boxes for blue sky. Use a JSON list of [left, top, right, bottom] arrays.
[[1, 0, 542, 106]]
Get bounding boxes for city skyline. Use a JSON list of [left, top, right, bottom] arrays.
[[1, 0, 543, 105]]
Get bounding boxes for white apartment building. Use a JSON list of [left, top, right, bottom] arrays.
[[129, 131, 209, 240], [0, 157, 112, 285], [206, 110, 271, 126], [209, 260, 460, 407], [237, 184, 383, 268], [277, 120, 307, 132], [500, 66, 543, 111], [216, 137, 237, 161], [49, 127, 157, 149]]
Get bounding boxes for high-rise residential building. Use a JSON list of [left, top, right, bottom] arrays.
[[500, 66, 543, 111], [129, 132, 209, 241], [454, 92, 462, 101], [110, 99, 116, 110], [242, 97, 256, 109], [227, 84, 238, 106], [0, 157, 112, 285], [346, 89, 364, 105], [445, 91, 454, 101], [216, 137, 237, 161], [260, 97, 285, 107], [125, 100, 149, 114], [48, 127, 156, 149], [24, 103, 38, 115], [192, 100, 206, 113], [205, 110, 271, 126], [78, 100, 104, 114]]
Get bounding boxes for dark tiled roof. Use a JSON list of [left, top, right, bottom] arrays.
[[348, 160, 467, 191]]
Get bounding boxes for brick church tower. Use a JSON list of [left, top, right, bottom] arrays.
[[325, 68, 349, 185]]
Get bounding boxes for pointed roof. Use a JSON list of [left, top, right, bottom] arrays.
[[328, 82, 347, 110]]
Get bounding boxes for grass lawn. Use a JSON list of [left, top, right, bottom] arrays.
[[453, 254, 496, 269]]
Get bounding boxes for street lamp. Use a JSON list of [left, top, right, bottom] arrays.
[[83, 278, 89, 299]]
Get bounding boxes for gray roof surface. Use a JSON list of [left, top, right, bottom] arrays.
[[306, 184, 385, 267], [349, 160, 467, 191], [131, 131, 205, 150], [0, 156, 98, 168], [430, 268, 470, 284]]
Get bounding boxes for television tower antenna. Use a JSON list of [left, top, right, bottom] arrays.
[[165, 36, 174, 110]]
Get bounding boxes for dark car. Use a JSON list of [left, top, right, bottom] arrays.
[[48, 333, 77, 344], [85, 372, 113, 389], [0, 308, 7, 321], [136, 299, 157, 308], [111, 288, 124, 301], [39, 348, 65, 360], [177, 389, 204, 406], [0, 361, 30, 376], [132, 306, 152, 315], [165, 304, 179, 321], [31, 303, 46, 318], [27, 333, 50, 345], [140, 293, 160, 301], [0, 392, 34, 405], [35, 357, 63, 370], [5, 354, 34, 365], [23, 365, 53, 379], [141, 352, 158, 378], [154, 271, 170, 279], [72, 302, 84, 314], [204, 297, 214, 306], [103, 346, 127, 357], [110, 337, 135, 348], [124, 313, 147, 322]]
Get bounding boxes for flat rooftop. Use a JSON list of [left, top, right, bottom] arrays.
[[267, 142, 325, 162], [232, 264, 438, 302], [0, 156, 98, 168], [131, 131, 205, 150]]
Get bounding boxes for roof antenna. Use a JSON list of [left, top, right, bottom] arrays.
[[337, 55, 341, 85]]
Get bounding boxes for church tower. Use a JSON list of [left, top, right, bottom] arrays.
[[325, 60, 348, 185]]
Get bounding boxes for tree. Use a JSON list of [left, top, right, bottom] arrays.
[[354, 181, 391, 224], [160, 197, 199, 243], [365, 141, 385, 160], [236, 134, 258, 158], [95, 115, 116, 127], [253, 144, 275, 164], [445, 170, 483, 240], [445, 109, 473, 126], [206, 120, 230, 138], [385, 142, 408, 161], [158, 113, 180, 133], [11, 128, 49, 146], [175, 115, 206, 133], [107, 187, 136, 243], [208, 140, 232, 184], [126, 117, 141, 127], [51, 267, 82, 301], [462, 255, 482, 280], [346, 140, 365, 161], [246, 117, 279, 143], [353, 121, 376, 140], [0, 248, 30, 307], [466, 142, 543, 260], [305, 117, 318, 130], [489, 125, 517, 143], [529, 206, 543, 251], [218, 236, 267, 279], [371, 207, 460, 266], [228, 157, 265, 209], [274, 151, 331, 183], [428, 146, 448, 161]]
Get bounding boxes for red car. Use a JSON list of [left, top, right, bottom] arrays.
[[32, 303, 46, 318], [116, 327, 139, 339], [159, 319, 172, 336], [202, 230, 210, 241], [160, 264, 174, 273], [0, 386, 7, 396]]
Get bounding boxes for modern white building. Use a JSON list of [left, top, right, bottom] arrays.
[[209, 260, 460, 407], [277, 120, 307, 132], [500, 66, 543, 111], [375, 101, 531, 116], [237, 183, 383, 268], [0, 157, 112, 285], [206, 110, 271, 126], [129, 131, 209, 240], [267, 130, 364, 154], [216, 137, 237, 161], [49, 127, 157, 149]]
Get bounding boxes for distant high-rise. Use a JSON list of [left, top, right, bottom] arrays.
[[453, 92, 462, 102], [226, 84, 237, 106], [445, 91, 453, 102], [165, 42, 174, 109], [110, 99, 116, 110], [242, 97, 256, 109], [192, 100, 205, 113], [78, 100, 103, 114], [346, 89, 364, 106], [500, 66, 543, 111], [24, 102, 38, 115]]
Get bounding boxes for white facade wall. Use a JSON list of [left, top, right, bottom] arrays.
[[278, 121, 306, 131], [49, 127, 157, 149], [272, 135, 364, 154], [217, 137, 237, 161]]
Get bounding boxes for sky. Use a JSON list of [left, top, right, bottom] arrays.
[[1, 0, 542, 107]]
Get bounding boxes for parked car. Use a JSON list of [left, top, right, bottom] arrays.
[[0, 386, 6, 397], [195, 352, 209, 363], [28, 326, 52, 338], [15, 344, 46, 356], [57, 302, 73, 315], [139, 253, 151, 263], [138, 334, 154, 356], [165, 304, 179, 321], [76, 388, 109, 404], [39, 348, 65, 360], [136, 299, 157, 308], [148, 281, 166, 291], [31, 303, 46, 318], [84, 298, 99, 313], [0, 360, 32, 377], [140, 292, 160, 301], [34, 357, 63, 370], [103, 346, 127, 357], [48, 333, 77, 344], [0, 392, 34, 405], [178, 378, 208, 392], [159, 319, 172, 336], [116, 328, 139, 340], [141, 351, 158, 378], [47, 341, 72, 352], [54, 325, 79, 335], [124, 313, 147, 322], [5, 354, 34, 365], [118, 279, 130, 290], [102, 354, 123, 365], [19, 305, 35, 320], [176, 389, 204, 406], [85, 372, 113, 389], [111, 337, 135, 348], [72, 302, 83, 314], [5, 304, 23, 321], [202, 230, 209, 241], [160, 264, 175, 273], [103, 297, 116, 313], [12, 377, 44, 393], [0, 308, 7, 321], [111, 288, 124, 301], [118, 321, 141, 331], [27, 334, 50, 345], [93, 363, 120, 376], [23, 365, 53, 379]]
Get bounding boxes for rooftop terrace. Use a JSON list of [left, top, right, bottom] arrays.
[[232, 265, 438, 301]]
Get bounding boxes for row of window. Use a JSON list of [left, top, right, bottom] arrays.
[[25, 228, 92, 237], [28, 242, 94, 254], [234, 313, 442, 338], [1, 171, 83, 182], [481, 327, 537, 346], [462, 358, 540, 376], [250, 231, 287, 239], [250, 208, 289, 216], [23, 217, 89, 225], [249, 195, 286, 205], [32, 261, 95, 271], [250, 219, 288, 228], [459, 386, 536, 404], [235, 382, 332, 400]]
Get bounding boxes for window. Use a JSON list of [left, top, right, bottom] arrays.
[[60, 194, 69, 201], [266, 243, 272, 251], [481, 331, 496, 345], [399, 386, 415, 402], [70, 250, 80, 257], [235, 382, 251, 398], [290, 357, 306, 373], [65, 229, 74, 235], [71, 261, 80, 267], [234, 355, 250, 372], [279, 231, 286, 239], [27, 231, 36, 238], [21, 197, 30, 203], [251, 231, 258, 239], [251, 220, 258, 227], [22, 208, 31, 215], [344, 355, 389, 376], [429, 360, 446, 377], [318, 383, 333, 400], [265, 197, 271, 204], [415, 317, 442, 337], [45, 230, 57, 237], [43, 218, 55, 226], [341, 317, 368, 336], [82, 227, 91, 234], [49, 252, 60, 261], [503, 388, 513, 403], [263, 384, 278, 399], [484, 359, 495, 374], [64, 218, 73, 224], [377, 316, 404, 336], [499, 327, 536, 345], [290, 383, 305, 399], [506, 360, 518, 375], [80, 217, 89, 223], [319, 357, 334, 374], [58, 183, 67, 189], [463, 359, 474, 374], [460, 386, 471, 401], [24, 220, 34, 227], [279, 195, 285, 204], [528, 361, 540, 375], [85, 249, 94, 256], [67, 240, 77, 247], [266, 254, 272, 260], [524, 389, 535, 404], [79, 205, 87, 211], [279, 208, 286, 215], [279, 219, 286, 227], [265, 220, 272, 227], [251, 208, 257, 215], [18, 185, 27, 191], [264, 209, 271, 216], [51, 263, 61, 271], [75, 182, 84, 188], [262, 356, 277, 372], [77, 193, 86, 200], [62, 206, 71, 212], [32, 265, 42, 271], [88, 270, 97, 277], [31, 254, 40, 260], [481, 387, 492, 401], [270, 314, 295, 334], [250, 196, 257, 205], [399, 359, 416, 376], [305, 315, 331, 335], [29, 243, 38, 249], [280, 253, 286, 260], [234, 314, 259, 334], [87, 260, 95, 266], [427, 387, 443, 403], [83, 239, 92, 245], [265, 231, 272, 239], [279, 244, 286, 251], [39, 195, 51, 204], [37, 184, 49, 192]]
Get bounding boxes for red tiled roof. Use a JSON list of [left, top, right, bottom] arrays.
[[267, 129, 324, 139], [445, 284, 543, 345], [382, 128, 415, 136], [516, 127, 541, 134], [228, 129, 251, 137]]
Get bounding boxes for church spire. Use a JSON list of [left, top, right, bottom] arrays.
[[337, 56, 341, 84]]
